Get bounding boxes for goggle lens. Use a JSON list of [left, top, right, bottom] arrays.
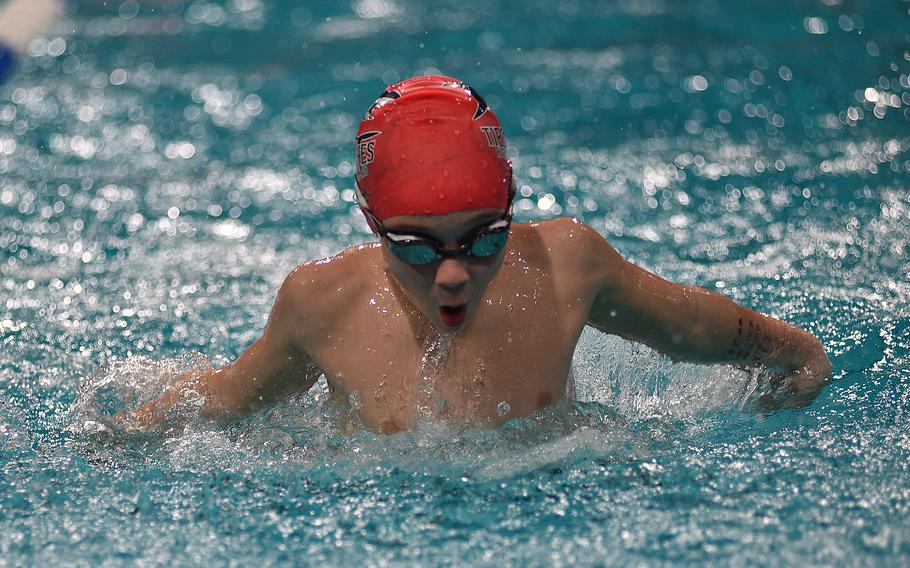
[[469, 230, 509, 257], [385, 224, 510, 266], [389, 242, 438, 265]]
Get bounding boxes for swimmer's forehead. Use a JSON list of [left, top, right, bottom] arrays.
[[381, 208, 504, 237]]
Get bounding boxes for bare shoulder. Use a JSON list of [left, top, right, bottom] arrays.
[[524, 216, 600, 246], [510, 217, 625, 278], [274, 242, 384, 331]]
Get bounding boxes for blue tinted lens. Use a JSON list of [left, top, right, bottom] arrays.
[[390, 242, 438, 265], [469, 230, 509, 257]]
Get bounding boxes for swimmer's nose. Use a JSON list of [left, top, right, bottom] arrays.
[[434, 258, 470, 292]]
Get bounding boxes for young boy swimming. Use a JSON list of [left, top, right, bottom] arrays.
[[126, 75, 832, 433]]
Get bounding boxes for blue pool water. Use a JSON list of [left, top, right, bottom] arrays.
[[1, 0, 909, 565]]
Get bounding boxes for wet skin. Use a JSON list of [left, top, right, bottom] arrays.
[[127, 214, 832, 433]]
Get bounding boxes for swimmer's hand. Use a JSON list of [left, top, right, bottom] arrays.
[[112, 397, 170, 434], [113, 371, 214, 434], [755, 349, 833, 411]]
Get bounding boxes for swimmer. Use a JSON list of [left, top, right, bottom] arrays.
[[124, 75, 832, 433], [0, 0, 66, 86]]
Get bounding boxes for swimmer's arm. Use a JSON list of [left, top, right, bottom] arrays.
[[122, 273, 321, 430], [580, 225, 831, 407]]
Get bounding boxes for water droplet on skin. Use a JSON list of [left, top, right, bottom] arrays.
[[349, 390, 363, 410], [471, 376, 485, 398], [496, 401, 510, 416]]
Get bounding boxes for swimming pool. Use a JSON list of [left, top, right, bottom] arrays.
[[1, 0, 909, 565]]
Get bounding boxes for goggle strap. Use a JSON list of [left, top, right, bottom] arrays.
[[386, 232, 427, 243], [385, 216, 510, 244]]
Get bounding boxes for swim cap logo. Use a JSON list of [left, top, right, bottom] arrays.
[[356, 131, 381, 181], [480, 126, 507, 159], [441, 81, 489, 120], [364, 89, 400, 120], [467, 85, 489, 120]]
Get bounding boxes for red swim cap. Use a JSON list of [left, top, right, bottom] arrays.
[[354, 75, 512, 222]]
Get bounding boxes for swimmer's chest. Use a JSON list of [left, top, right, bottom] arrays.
[[307, 299, 585, 431]]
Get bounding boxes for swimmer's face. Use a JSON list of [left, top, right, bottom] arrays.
[[379, 208, 508, 332]]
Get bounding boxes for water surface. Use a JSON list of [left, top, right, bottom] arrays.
[[1, 0, 909, 565]]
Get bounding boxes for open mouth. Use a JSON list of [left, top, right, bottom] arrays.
[[438, 305, 468, 328]]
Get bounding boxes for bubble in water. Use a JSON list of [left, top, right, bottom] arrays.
[[496, 401, 510, 417]]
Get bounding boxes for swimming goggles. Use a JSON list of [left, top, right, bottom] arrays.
[[364, 209, 512, 266]]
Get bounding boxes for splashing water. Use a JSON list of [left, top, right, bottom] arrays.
[[412, 329, 454, 422], [67, 353, 212, 438]]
